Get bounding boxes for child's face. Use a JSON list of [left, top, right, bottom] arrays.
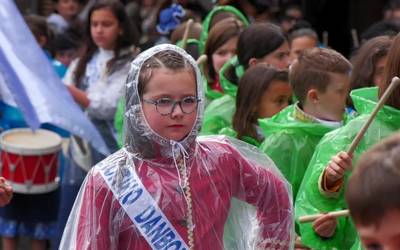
[[212, 36, 238, 74], [55, 49, 77, 67], [258, 41, 290, 70], [90, 8, 121, 50], [56, 0, 79, 19], [373, 55, 387, 91], [289, 36, 317, 63], [258, 80, 292, 118], [141, 68, 198, 141], [313, 72, 350, 121], [357, 209, 400, 250]]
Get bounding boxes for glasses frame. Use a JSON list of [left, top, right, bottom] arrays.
[[142, 96, 201, 116]]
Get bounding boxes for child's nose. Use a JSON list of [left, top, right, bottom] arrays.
[[170, 103, 184, 118]]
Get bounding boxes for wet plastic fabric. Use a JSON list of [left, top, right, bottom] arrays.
[[60, 44, 294, 250], [258, 104, 339, 199], [218, 127, 261, 147], [201, 94, 235, 135], [295, 87, 400, 250], [114, 96, 125, 148], [219, 56, 244, 98], [201, 57, 244, 135]]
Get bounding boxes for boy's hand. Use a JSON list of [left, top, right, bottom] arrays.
[[312, 214, 337, 238], [324, 151, 352, 188], [295, 236, 310, 249], [0, 177, 12, 207]]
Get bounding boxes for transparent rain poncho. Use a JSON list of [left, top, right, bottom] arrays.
[[60, 44, 294, 250]]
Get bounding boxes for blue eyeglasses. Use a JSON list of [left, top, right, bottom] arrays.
[[143, 96, 200, 116]]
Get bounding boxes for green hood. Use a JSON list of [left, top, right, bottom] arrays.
[[199, 5, 249, 54], [351, 86, 400, 126], [218, 56, 244, 97]]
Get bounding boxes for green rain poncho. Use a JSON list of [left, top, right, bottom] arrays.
[[258, 104, 341, 199], [114, 97, 125, 148], [199, 6, 248, 102], [218, 126, 262, 147], [295, 87, 400, 250], [201, 56, 244, 135]]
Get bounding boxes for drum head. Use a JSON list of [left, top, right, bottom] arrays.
[[0, 128, 62, 155]]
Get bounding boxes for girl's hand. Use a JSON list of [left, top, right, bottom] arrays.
[[67, 85, 90, 108], [324, 151, 352, 188], [0, 177, 12, 206], [312, 214, 337, 238]]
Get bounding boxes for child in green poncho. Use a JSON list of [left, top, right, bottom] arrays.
[[295, 33, 400, 250], [346, 133, 400, 250], [221, 65, 291, 147], [202, 17, 244, 102], [259, 47, 352, 200], [201, 23, 290, 135]]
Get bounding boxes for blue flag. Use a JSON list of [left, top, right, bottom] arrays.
[[0, 0, 109, 155]]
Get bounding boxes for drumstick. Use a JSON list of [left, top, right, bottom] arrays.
[[196, 54, 207, 65], [322, 31, 329, 48], [299, 209, 349, 223], [181, 19, 193, 50], [347, 76, 400, 154], [351, 29, 359, 48]]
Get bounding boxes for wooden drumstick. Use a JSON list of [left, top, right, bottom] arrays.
[[181, 19, 193, 50], [322, 31, 329, 48], [299, 209, 349, 223], [351, 29, 360, 48], [196, 54, 207, 65], [347, 76, 400, 155]]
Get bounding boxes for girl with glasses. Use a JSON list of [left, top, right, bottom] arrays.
[[60, 44, 294, 250]]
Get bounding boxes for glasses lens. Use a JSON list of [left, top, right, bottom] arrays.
[[181, 97, 197, 114], [156, 98, 174, 115]]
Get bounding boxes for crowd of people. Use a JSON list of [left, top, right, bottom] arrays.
[[1, 0, 400, 249]]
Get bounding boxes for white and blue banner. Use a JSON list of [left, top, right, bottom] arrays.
[[98, 155, 189, 250], [0, 0, 109, 155]]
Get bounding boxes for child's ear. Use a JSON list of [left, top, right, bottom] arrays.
[[248, 58, 258, 67], [307, 89, 319, 103]]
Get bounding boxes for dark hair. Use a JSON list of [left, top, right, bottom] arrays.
[[25, 15, 53, 47], [170, 21, 202, 44], [349, 36, 392, 107], [290, 47, 352, 105], [361, 20, 400, 42], [203, 17, 244, 84], [233, 65, 289, 141], [346, 133, 400, 227], [223, 23, 287, 85], [379, 32, 400, 109], [137, 50, 195, 97], [74, 0, 136, 86], [288, 28, 318, 45]]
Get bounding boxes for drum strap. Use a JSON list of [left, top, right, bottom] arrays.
[[98, 157, 189, 250]]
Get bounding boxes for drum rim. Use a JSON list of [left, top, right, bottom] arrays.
[[0, 128, 62, 155]]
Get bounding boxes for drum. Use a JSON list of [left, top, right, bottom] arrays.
[[0, 128, 62, 194]]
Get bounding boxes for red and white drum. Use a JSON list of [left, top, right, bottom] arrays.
[[0, 128, 62, 194]]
